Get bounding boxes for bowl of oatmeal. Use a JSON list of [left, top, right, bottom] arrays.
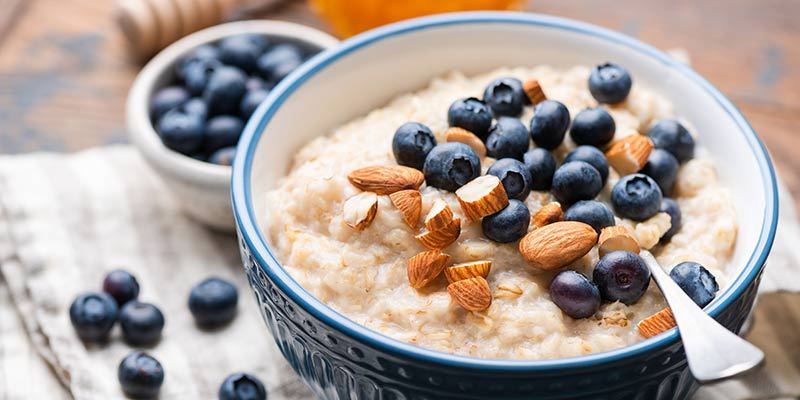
[[232, 12, 778, 399]]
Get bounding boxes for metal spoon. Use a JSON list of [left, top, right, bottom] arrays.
[[639, 251, 764, 383]]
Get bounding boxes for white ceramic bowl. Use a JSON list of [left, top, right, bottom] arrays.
[[127, 21, 338, 231]]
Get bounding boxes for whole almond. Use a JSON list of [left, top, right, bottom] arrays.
[[519, 221, 598, 270], [598, 225, 640, 257], [447, 276, 492, 312], [407, 251, 451, 289], [444, 261, 492, 283], [424, 198, 454, 231], [605, 134, 654, 175], [415, 217, 461, 250], [446, 127, 487, 158], [532, 202, 563, 228], [348, 165, 424, 195], [523, 79, 547, 105], [637, 308, 676, 338], [389, 189, 422, 228], [455, 175, 508, 221], [342, 192, 378, 231]]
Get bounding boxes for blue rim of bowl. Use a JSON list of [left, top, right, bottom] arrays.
[[232, 11, 779, 371]]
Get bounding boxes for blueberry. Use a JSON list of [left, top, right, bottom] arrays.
[[157, 109, 205, 154], [69, 292, 118, 342], [593, 250, 651, 304], [550, 270, 601, 319], [641, 149, 679, 195], [611, 174, 663, 221], [422, 142, 481, 192], [150, 86, 189, 121], [119, 301, 165, 346], [118, 351, 164, 399], [203, 115, 243, 153], [483, 77, 526, 117], [189, 277, 239, 328], [447, 97, 493, 140], [570, 107, 616, 147], [487, 158, 532, 201], [485, 117, 530, 161], [522, 148, 556, 190], [481, 199, 530, 243], [182, 97, 208, 119], [245, 77, 268, 91], [176, 44, 220, 81], [648, 119, 695, 163], [669, 261, 719, 307], [256, 43, 304, 83], [218, 372, 267, 400], [551, 161, 603, 205], [102, 269, 140, 306], [218, 35, 267, 73], [564, 200, 615, 234], [208, 146, 237, 166], [392, 122, 436, 170], [529, 100, 570, 150], [588, 63, 632, 104], [659, 198, 682, 241], [564, 145, 609, 185], [240, 89, 270, 120], [203, 66, 247, 116], [183, 58, 222, 95]]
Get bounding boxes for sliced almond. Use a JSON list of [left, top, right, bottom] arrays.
[[445, 127, 487, 158], [455, 175, 509, 221], [407, 251, 451, 289], [389, 189, 422, 228], [415, 218, 461, 250], [447, 276, 492, 312], [347, 165, 425, 195], [424, 199, 454, 231], [523, 79, 547, 105], [598, 225, 640, 257], [637, 308, 676, 338], [532, 202, 563, 228], [605, 134, 654, 175], [519, 221, 598, 270], [444, 261, 492, 283], [342, 192, 378, 231]]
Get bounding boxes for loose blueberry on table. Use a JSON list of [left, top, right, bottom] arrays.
[[118, 351, 164, 399], [563, 145, 610, 185], [593, 250, 651, 305], [482, 77, 527, 117], [218, 372, 268, 400], [189, 277, 239, 328], [447, 97, 494, 140], [119, 301, 165, 346], [486, 158, 532, 201], [528, 99, 570, 150], [588, 63, 633, 104], [569, 107, 616, 147], [69, 291, 119, 342], [392, 122, 437, 171], [611, 173, 663, 221], [670, 261, 719, 307], [550, 270, 602, 319], [103, 269, 140, 306], [564, 200, 616, 234]]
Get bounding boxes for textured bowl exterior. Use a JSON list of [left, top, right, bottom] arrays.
[[238, 227, 762, 399]]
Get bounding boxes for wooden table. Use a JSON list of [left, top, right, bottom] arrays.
[[0, 0, 798, 396]]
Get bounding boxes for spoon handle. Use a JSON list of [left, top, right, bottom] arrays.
[[639, 251, 764, 383]]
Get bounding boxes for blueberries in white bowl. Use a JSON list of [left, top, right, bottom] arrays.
[[522, 148, 556, 190], [157, 108, 206, 154], [150, 86, 190, 121], [392, 122, 436, 171], [564, 145, 609, 185], [447, 97, 493, 140], [481, 199, 530, 243], [611, 174, 663, 221], [641, 149, 679, 196], [669, 261, 719, 307], [485, 117, 530, 161], [208, 146, 238, 166], [218, 34, 268, 73], [257, 43, 304, 84], [551, 161, 603, 205], [550, 270, 601, 319], [588, 63, 632, 104], [203, 66, 248, 116], [423, 142, 481, 192], [240, 88, 270, 120], [487, 158, 532, 201], [483, 77, 527, 117], [648, 119, 695, 163], [564, 200, 615, 234], [593, 250, 651, 305], [203, 115, 244, 153], [570, 107, 616, 147], [529, 100, 569, 150]]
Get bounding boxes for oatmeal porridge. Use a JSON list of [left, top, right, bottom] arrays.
[[261, 65, 737, 360]]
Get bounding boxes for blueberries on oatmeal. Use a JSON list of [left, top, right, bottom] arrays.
[[648, 119, 696, 163], [447, 97, 494, 140], [564, 145, 610, 185], [669, 261, 719, 307], [550, 270, 602, 319], [659, 198, 683, 241], [485, 117, 530, 161], [570, 107, 616, 147], [588, 62, 633, 104], [522, 148, 556, 190], [611, 174, 663, 221], [482, 77, 527, 117], [641, 148, 680, 196], [481, 199, 530, 243], [564, 200, 616, 234], [392, 122, 437, 171], [593, 250, 651, 305], [551, 161, 604, 205], [528, 99, 570, 150], [486, 158, 532, 201], [423, 142, 481, 192]]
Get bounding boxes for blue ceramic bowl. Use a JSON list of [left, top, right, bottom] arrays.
[[232, 12, 778, 400]]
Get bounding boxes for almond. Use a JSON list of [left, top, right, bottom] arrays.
[[445, 127, 487, 158], [532, 202, 563, 228], [518, 221, 598, 270], [389, 189, 421, 228], [407, 251, 451, 288], [605, 134, 654, 175], [424, 199, 454, 231], [523, 79, 547, 105], [342, 192, 378, 230], [598, 225, 640, 257], [447, 276, 492, 312], [444, 260, 492, 283], [415, 218, 461, 250], [455, 175, 509, 221], [347, 165, 425, 195], [637, 308, 676, 338]]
